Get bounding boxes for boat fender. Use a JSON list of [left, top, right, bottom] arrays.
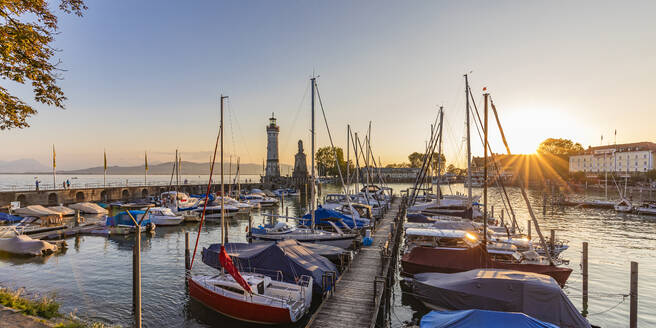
[[363, 236, 373, 246]]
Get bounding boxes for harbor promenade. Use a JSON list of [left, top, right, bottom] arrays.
[[0, 183, 264, 207], [306, 197, 405, 328]]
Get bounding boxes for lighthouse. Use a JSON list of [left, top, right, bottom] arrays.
[[265, 113, 281, 178]]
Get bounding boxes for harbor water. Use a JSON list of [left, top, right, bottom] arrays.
[[0, 181, 654, 327]]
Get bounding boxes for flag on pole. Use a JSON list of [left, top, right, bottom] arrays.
[[145, 152, 149, 171], [52, 145, 56, 168]]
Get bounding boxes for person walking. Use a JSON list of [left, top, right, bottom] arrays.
[[63, 181, 67, 189], [35, 180, 40, 191], [66, 179, 71, 189]]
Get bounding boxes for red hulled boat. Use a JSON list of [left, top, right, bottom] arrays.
[[401, 244, 572, 287]]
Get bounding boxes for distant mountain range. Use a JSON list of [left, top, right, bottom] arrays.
[[0, 159, 50, 173], [0, 160, 292, 175]]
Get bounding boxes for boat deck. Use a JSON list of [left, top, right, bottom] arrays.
[[306, 197, 402, 328]]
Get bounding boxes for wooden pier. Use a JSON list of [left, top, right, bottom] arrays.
[[305, 197, 405, 328]]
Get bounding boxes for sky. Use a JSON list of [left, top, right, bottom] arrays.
[[1, 1, 655, 170]]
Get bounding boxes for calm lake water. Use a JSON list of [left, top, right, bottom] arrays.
[[0, 174, 262, 191], [0, 183, 654, 327]]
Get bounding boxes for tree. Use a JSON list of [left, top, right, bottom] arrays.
[[0, 0, 86, 130], [408, 152, 446, 170], [315, 146, 350, 177], [446, 164, 466, 176], [537, 138, 584, 156], [385, 163, 410, 168]]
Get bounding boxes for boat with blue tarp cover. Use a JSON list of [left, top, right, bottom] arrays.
[[420, 309, 559, 328], [299, 206, 370, 229], [202, 239, 338, 295]]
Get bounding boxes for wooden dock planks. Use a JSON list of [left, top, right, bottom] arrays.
[[307, 198, 401, 328]]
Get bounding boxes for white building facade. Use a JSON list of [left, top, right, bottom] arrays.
[[569, 142, 656, 174]]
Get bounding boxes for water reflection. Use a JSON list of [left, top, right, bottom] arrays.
[[0, 184, 653, 327]]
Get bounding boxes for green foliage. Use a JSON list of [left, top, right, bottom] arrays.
[[0, 287, 60, 319], [446, 164, 466, 176], [385, 163, 410, 168], [537, 138, 584, 156], [0, 0, 86, 129], [315, 146, 351, 177], [408, 152, 446, 169]]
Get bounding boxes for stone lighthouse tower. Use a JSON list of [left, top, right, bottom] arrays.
[[265, 113, 281, 178]]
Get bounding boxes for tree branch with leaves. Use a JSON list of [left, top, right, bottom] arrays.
[[0, 0, 86, 130]]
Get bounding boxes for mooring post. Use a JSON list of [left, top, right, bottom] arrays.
[[184, 232, 190, 271], [630, 261, 638, 328], [527, 220, 532, 240], [542, 193, 547, 215], [491, 205, 494, 219], [500, 209, 505, 226], [134, 227, 142, 328], [550, 229, 555, 255], [285, 206, 289, 222], [582, 242, 589, 316], [75, 209, 81, 227], [248, 214, 252, 242]]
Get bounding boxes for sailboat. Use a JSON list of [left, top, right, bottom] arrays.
[[188, 95, 312, 324], [249, 77, 361, 249], [401, 76, 573, 287]]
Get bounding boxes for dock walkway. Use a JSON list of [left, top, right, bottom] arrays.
[[306, 197, 403, 328]]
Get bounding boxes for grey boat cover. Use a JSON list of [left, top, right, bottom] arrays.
[[413, 269, 590, 328], [299, 241, 349, 262], [202, 239, 337, 293]]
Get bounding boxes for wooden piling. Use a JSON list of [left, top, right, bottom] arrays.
[[630, 261, 638, 328], [285, 206, 289, 222], [491, 205, 494, 219], [134, 228, 142, 328], [500, 209, 505, 226], [248, 214, 252, 242], [550, 229, 555, 255], [542, 193, 547, 214], [582, 242, 588, 316], [527, 220, 532, 240], [184, 232, 190, 271]]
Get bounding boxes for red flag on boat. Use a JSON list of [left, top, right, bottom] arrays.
[[219, 245, 253, 294]]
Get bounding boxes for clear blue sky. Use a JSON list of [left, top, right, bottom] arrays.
[[2, 0, 655, 169]]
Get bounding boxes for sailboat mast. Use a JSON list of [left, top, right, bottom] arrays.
[[436, 107, 444, 203], [465, 74, 473, 205], [310, 77, 316, 232], [483, 92, 489, 250], [220, 95, 227, 245], [346, 124, 350, 195], [354, 132, 359, 194]]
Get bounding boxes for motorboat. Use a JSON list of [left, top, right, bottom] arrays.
[[68, 202, 109, 214], [635, 203, 656, 215], [13, 205, 62, 218], [420, 310, 561, 328], [100, 210, 155, 235], [47, 205, 76, 216], [614, 198, 633, 213], [241, 193, 278, 207], [250, 221, 360, 250], [160, 191, 202, 212], [149, 207, 185, 226], [412, 269, 590, 328], [214, 196, 254, 213], [400, 228, 572, 286], [193, 204, 239, 219]]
